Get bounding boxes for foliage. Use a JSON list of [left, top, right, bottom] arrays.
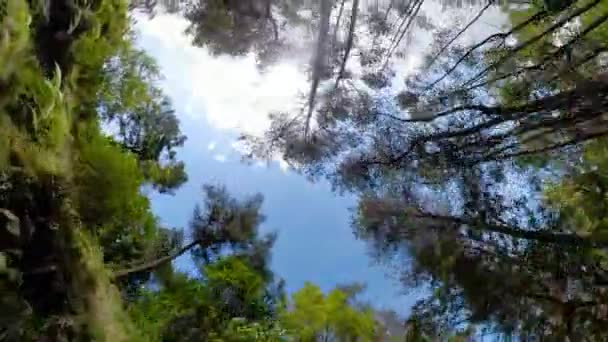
[[0, 0, 190, 338], [129, 272, 381, 342], [224, 0, 608, 339], [98, 40, 187, 193], [0, 0, 395, 340], [13, 0, 608, 339], [280, 282, 377, 341], [128, 256, 282, 342]]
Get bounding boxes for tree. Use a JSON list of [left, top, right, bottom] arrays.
[[129, 256, 284, 342], [113, 184, 276, 281], [348, 156, 608, 338], [280, 282, 378, 341], [0, 0, 189, 338], [244, 0, 608, 338], [99, 42, 188, 193], [184, 0, 283, 67], [245, 0, 608, 172]]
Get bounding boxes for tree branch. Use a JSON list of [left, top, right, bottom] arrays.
[[487, 129, 608, 163], [412, 211, 607, 247], [383, 0, 393, 22], [414, 71, 608, 144], [463, 12, 608, 92], [425, 10, 548, 90], [462, 0, 602, 88], [112, 239, 200, 278], [425, 0, 494, 71], [332, 0, 346, 44], [380, 0, 424, 71]]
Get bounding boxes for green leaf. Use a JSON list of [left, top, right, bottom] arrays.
[[0, 208, 20, 238], [0, 252, 7, 273]]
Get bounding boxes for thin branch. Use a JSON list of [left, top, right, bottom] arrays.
[[332, 0, 347, 44], [462, 0, 602, 88], [488, 129, 608, 163], [384, 0, 415, 54], [380, 0, 423, 71], [401, 103, 500, 124], [113, 240, 200, 278], [477, 109, 605, 160], [413, 211, 607, 247], [425, 10, 548, 90], [411, 71, 608, 145], [463, 12, 608, 92], [548, 46, 608, 84], [371, 74, 608, 168], [425, 0, 495, 71], [383, 0, 393, 22]]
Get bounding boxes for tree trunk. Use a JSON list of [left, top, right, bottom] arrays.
[[305, 0, 333, 137], [332, 0, 346, 44], [334, 0, 359, 89]]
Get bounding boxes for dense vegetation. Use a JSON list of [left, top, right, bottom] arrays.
[[0, 0, 383, 339], [3, 0, 608, 340], [243, 0, 608, 339]]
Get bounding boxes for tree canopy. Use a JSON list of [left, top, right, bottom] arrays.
[[234, 0, 608, 339], [5, 0, 608, 340], [0, 0, 396, 339]]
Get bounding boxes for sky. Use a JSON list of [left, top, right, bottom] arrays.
[[133, 2, 507, 314]]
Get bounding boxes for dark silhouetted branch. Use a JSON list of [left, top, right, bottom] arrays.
[[425, 0, 494, 71], [462, 0, 602, 88], [113, 240, 200, 278], [413, 211, 607, 247], [464, 12, 608, 92], [381, 0, 423, 71], [332, 0, 346, 44], [425, 10, 548, 90]]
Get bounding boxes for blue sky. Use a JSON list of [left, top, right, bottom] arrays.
[[133, 4, 506, 314]]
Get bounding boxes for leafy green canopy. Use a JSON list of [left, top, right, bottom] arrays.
[[0, 0, 191, 338], [129, 256, 280, 341], [280, 282, 377, 341]]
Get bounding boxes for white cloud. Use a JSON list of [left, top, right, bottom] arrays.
[[133, 4, 506, 160], [134, 13, 309, 137], [278, 159, 291, 172], [254, 161, 267, 168], [213, 154, 227, 163]]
